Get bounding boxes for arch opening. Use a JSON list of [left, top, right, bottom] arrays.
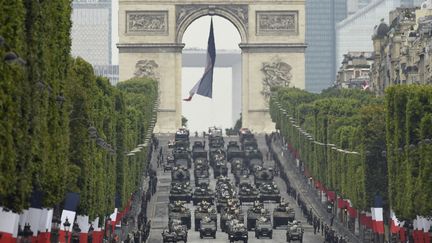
[[181, 15, 242, 134]]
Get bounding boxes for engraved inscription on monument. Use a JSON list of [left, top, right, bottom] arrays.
[[127, 11, 168, 35], [256, 11, 298, 36]]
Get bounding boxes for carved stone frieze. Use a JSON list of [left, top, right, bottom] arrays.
[[134, 60, 159, 80], [261, 58, 292, 102], [127, 11, 168, 35], [256, 11, 298, 36]]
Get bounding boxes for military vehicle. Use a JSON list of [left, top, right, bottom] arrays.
[[254, 167, 274, 187], [209, 148, 226, 167], [244, 149, 263, 171], [226, 219, 248, 243], [192, 184, 214, 205], [199, 216, 217, 239], [194, 201, 217, 231], [164, 155, 175, 172], [238, 128, 254, 143], [246, 201, 270, 231], [215, 177, 237, 213], [238, 182, 259, 204], [273, 200, 296, 229], [227, 141, 245, 161], [234, 169, 250, 186], [192, 141, 207, 160], [169, 182, 192, 203], [230, 158, 244, 175], [173, 148, 191, 168], [161, 229, 177, 243], [171, 166, 190, 184], [286, 221, 304, 242], [213, 159, 228, 178], [168, 219, 188, 243], [175, 128, 190, 148], [259, 182, 281, 203], [193, 167, 210, 187], [255, 216, 273, 239], [168, 201, 191, 229], [220, 199, 244, 232]]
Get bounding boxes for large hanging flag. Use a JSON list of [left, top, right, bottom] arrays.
[[183, 18, 216, 101]]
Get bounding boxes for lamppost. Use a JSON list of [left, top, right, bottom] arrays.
[[63, 218, 71, 243], [51, 215, 61, 243], [71, 222, 81, 243]]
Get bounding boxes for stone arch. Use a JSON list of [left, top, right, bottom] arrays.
[[175, 5, 248, 43]]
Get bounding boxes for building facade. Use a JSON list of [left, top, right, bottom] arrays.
[[370, 2, 432, 94], [306, 0, 347, 93], [336, 52, 374, 89]]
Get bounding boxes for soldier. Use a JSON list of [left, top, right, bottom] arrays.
[[317, 218, 321, 233], [321, 218, 324, 236], [313, 217, 317, 234], [330, 215, 334, 226]]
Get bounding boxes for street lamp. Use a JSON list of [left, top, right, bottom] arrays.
[[51, 215, 61, 243], [63, 218, 71, 243], [71, 222, 81, 243]]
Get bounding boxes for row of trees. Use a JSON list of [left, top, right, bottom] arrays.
[[270, 86, 430, 219], [0, 1, 158, 221]]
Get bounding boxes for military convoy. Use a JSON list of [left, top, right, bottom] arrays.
[[273, 200, 296, 229]]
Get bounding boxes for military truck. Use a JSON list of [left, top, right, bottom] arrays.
[[273, 200, 296, 229], [168, 201, 191, 229], [255, 216, 273, 239], [254, 167, 274, 187], [238, 182, 259, 204], [246, 201, 270, 231], [168, 219, 188, 243], [192, 184, 214, 205], [199, 216, 217, 239], [226, 219, 248, 243], [244, 149, 263, 171], [227, 141, 245, 161], [194, 201, 217, 231], [259, 182, 281, 203], [286, 221, 304, 242], [169, 182, 192, 203], [213, 159, 228, 178], [192, 141, 207, 160]]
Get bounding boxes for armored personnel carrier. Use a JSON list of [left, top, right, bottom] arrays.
[[192, 141, 207, 160], [254, 167, 274, 187], [161, 229, 177, 243], [255, 216, 273, 239], [192, 184, 214, 205], [168, 219, 188, 243], [238, 182, 259, 204], [273, 200, 295, 229], [194, 201, 217, 231], [171, 166, 190, 184], [227, 141, 245, 161], [169, 182, 192, 203], [213, 159, 228, 178], [259, 182, 281, 203], [209, 148, 226, 167], [215, 177, 237, 213], [199, 216, 217, 239], [226, 219, 248, 243], [246, 201, 270, 231], [286, 220, 304, 242], [168, 201, 191, 229], [220, 199, 244, 232]]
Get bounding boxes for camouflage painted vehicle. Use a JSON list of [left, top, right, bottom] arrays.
[[227, 141, 245, 161], [273, 200, 296, 229], [215, 177, 237, 213], [255, 216, 273, 239], [226, 219, 248, 243], [175, 128, 190, 148], [286, 221, 304, 242], [238, 182, 259, 204], [168, 201, 191, 229], [194, 168, 210, 187], [259, 182, 281, 203], [246, 201, 270, 231], [192, 184, 214, 205], [192, 141, 207, 160], [238, 128, 253, 143], [220, 200, 244, 232], [194, 201, 217, 231], [230, 157, 245, 175], [213, 159, 228, 178], [199, 216, 217, 239], [173, 148, 191, 168], [161, 229, 177, 243], [168, 219, 188, 243], [234, 169, 250, 186], [209, 148, 226, 167], [171, 166, 190, 184], [193, 157, 209, 170], [164, 155, 175, 172], [169, 182, 192, 203], [254, 167, 274, 187]]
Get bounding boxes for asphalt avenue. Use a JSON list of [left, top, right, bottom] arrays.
[[144, 134, 333, 243]]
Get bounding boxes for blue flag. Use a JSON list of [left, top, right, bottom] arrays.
[[184, 18, 216, 101]]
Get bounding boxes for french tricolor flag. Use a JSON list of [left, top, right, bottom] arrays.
[[371, 207, 385, 234], [390, 210, 401, 234]]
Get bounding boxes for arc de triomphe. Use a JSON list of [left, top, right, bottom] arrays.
[[118, 0, 306, 133]]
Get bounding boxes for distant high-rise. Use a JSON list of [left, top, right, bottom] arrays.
[[306, 0, 347, 93], [71, 0, 112, 65]]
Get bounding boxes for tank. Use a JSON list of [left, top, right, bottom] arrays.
[[246, 201, 270, 231], [171, 166, 190, 184], [254, 167, 274, 187], [194, 201, 217, 231], [192, 141, 208, 160], [259, 182, 281, 203], [230, 158, 244, 175], [286, 221, 304, 242], [226, 219, 248, 243], [273, 200, 296, 229], [168, 201, 191, 229], [161, 229, 177, 243], [255, 215, 273, 239], [192, 184, 214, 206], [238, 182, 259, 204], [169, 182, 192, 203], [199, 216, 217, 239], [213, 159, 228, 178]]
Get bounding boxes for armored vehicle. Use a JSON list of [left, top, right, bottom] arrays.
[[168, 219, 188, 243], [164, 155, 175, 172], [226, 219, 248, 243], [199, 216, 217, 239], [238, 128, 254, 143], [238, 182, 259, 204], [246, 201, 270, 231], [175, 128, 190, 147], [234, 169, 250, 186], [161, 229, 177, 243], [220, 200, 244, 232], [255, 216, 273, 239], [192, 184, 214, 205], [193, 157, 209, 169], [244, 149, 263, 171], [171, 166, 190, 184], [286, 221, 304, 242], [230, 158, 244, 175], [209, 148, 226, 167], [192, 141, 208, 160], [227, 141, 245, 161], [194, 167, 210, 187], [254, 167, 274, 187], [215, 177, 237, 213], [213, 159, 228, 178], [168, 201, 191, 229], [259, 182, 281, 203], [194, 201, 217, 231], [173, 148, 191, 168], [169, 182, 192, 203], [273, 200, 295, 228]]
